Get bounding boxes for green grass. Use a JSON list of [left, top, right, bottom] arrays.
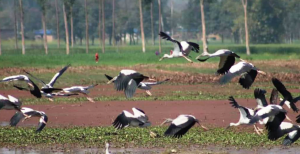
[[0, 126, 291, 148], [1, 44, 300, 68]]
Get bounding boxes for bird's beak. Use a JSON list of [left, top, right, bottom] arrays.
[[160, 119, 168, 126], [148, 78, 156, 81], [196, 55, 202, 60], [240, 58, 248, 63], [28, 82, 34, 88], [200, 124, 209, 131], [286, 115, 292, 122], [107, 79, 114, 84], [258, 70, 266, 75], [146, 90, 152, 96], [225, 125, 230, 130]]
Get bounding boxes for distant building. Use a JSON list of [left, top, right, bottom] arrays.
[[34, 29, 54, 42]]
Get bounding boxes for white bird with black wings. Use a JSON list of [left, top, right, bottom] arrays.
[[0, 94, 22, 111], [219, 61, 266, 89], [107, 70, 154, 98], [158, 31, 199, 63], [10, 107, 48, 133], [62, 84, 98, 102], [112, 107, 151, 129]]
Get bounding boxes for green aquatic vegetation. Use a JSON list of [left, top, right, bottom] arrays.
[[0, 126, 293, 148]]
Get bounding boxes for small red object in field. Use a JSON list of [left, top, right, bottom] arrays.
[[170, 50, 173, 55], [95, 53, 99, 63]]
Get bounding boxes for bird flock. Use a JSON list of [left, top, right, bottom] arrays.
[[1, 31, 300, 148]]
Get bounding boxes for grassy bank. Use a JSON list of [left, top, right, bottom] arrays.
[[0, 126, 290, 148]]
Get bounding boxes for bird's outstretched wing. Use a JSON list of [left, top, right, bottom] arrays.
[[217, 56, 235, 75], [239, 69, 257, 89], [24, 70, 47, 86], [270, 89, 278, 104], [187, 42, 199, 53], [48, 64, 71, 87], [10, 112, 25, 126], [254, 88, 268, 107], [159, 31, 183, 52], [125, 79, 137, 98], [272, 78, 299, 112], [112, 112, 130, 129], [36, 115, 48, 133], [228, 96, 252, 119]]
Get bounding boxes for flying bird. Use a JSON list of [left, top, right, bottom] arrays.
[[158, 31, 199, 63], [219, 61, 266, 89], [197, 49, 241, 75], [24, 64, 70, 90], [249, 104, 287, 125], [272, 78, 300, 113], [105, 74, 169, 96], [112, 107, 151, 129], [0, 75, 42, 98], [227, 96, 263, 135], [0, 94, 22, 111], [161, 114, 208, 138], [107, 70, 154, 98], [61, 84, 98, 102], [10, 107, 48, 133]]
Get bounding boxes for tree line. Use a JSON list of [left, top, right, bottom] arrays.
[[0, 0, 299, 55]]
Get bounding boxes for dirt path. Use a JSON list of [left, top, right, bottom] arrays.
[[0, 99, 298, 128]]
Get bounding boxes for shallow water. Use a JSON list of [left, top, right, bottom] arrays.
[[1, 146, 300, 154]]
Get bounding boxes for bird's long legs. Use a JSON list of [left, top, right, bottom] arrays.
[[145, 90, 152, 96], [159, 56, 165, 61], [84, 94, 95, 103], [253, 125, 262, 135], [182, 55, 193, 63]]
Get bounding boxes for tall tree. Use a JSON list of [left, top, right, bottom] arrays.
[[150, 0, 154, 45], [158, 0, 161, 53], [98, 0, 101, 47], [70, 0, 75, 48], [55, 0, 60, 48], [170, 0, 173, 37], [241, 0, 250, 55], [85, 0, 89, 53], [13, 0, 18, 49], [19, 0, 25, 54], [139, 0, 146, 52], [63, 3, 70, 54], [0, 29, 2, 55], [37, 0, 48, 54], [112, 0, 115, 46], [200, 0, 208, 53], [101, 0, 105, 53]]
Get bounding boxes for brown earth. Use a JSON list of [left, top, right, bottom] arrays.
[[0, 97, 299, 128]]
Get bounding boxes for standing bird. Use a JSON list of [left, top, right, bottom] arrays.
[[272, 78, 300, 113], [0, 75, 42, 98], [161, 114, 208, 138], [10, 107, 48, 133], [105, 74, 169, 96], [112, 107, 151, 129], [105, 142, 111, 154], [227, 96, 263, 135], [107, 70, 154, 98], [24, 64, 70, 90], [197, 49, 241, 75], [219, 61, 266, 89], [61, 84, 98, 102], [0, 94, 22, 111], [158, 32, 199, 63]]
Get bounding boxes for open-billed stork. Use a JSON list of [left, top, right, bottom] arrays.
[[107, 70, 154, 98], [272, 78, 300, 113], [160, 114, 208, 138], [158, 32, 199, 63], [105, 142, 111, 154], [61, 84, 98, 102], [112, 107, 151, 129], [0, 94, 22, 111], [10, 107, 48, 132], [105, 74, 169, 96], [227, 96, 263, 135], [219, 61, 266, 89], [197, 49, 241, 75], [0, 75, 42, 98]]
